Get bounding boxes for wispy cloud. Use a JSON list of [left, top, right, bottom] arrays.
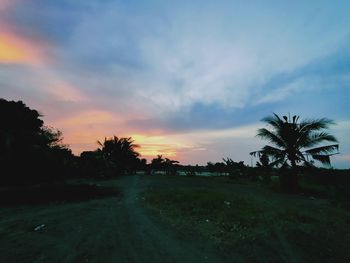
[[0, 27, 49, 65]]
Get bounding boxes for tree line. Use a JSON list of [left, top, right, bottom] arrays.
[[0, 99, 209, 184], [1, 98, 345, 193]]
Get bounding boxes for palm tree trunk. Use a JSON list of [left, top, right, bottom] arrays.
[[280, 158, 299, 193], [288, 159, 299, 192]]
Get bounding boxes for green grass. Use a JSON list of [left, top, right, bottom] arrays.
[[0, 179, 122, 263], [144, 176, 350, 263]]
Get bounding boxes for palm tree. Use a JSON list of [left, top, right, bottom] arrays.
[[97, 136, 140, 175], [250, 113, 339, 190], [150, 155, 165, 172], [164, 158, 179, 175]]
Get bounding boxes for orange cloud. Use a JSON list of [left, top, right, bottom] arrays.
[[0, 25, 48, 65], [0, 36, 28, 62], [0, 1, 45, 64]]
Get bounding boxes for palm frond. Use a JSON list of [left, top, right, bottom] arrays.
[[256, 128, 286, 148], [299, 132, 338, 148], [299, 118, 335, 133], [261, 145, 284, 155], [311, 155, 331, 166], [269, 157, 287, 167], [253, 113, 338, 169], [305, 144, 339, 155], [261, 113, 284, 129]]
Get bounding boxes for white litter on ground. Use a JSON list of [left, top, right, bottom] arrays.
[[34, 224, 45, 231]]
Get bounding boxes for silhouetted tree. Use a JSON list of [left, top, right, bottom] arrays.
[[207, 162, 215, 173], [223, 158, 246, 178], [150, 155, 179, 175], [251, 113, 339, 191], [79, 150, 106, 178], [150, 155, 165, 173], [214, 162, 226, 175], [97, 136, 140, 176], [255, 153, 271, 183], [164, 158, 179, 175], [184, 165, 201, 177], [0, 99, 73, 184], [44, 128, 74, 177], [135, 158, 148, 174]]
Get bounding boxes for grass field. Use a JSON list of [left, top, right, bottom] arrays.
[[144, 175, 350, 263], [1, 175, 350, 263]]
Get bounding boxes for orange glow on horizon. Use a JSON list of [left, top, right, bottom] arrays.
[[130, 134, 191, 159], [58, 132, 184, 160], [57, 130, 190, 160]]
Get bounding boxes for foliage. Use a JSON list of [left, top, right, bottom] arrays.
[[206, 160, 247, 178], [79, 150, 106, 178], [255, 153, 272, 182], [223, 158, 246, 178], [251, 113, 338, 168], [150, 155, 179, 175], [0, 98, 74, 185], [250, 113, 339, 191], [97, 136, 141, 176]]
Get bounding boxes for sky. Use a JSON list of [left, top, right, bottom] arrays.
[[1, 0, 350, 168]]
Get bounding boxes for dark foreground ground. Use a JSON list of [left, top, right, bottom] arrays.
[[0, 176, 222, 263], [1, 175, 350, 263]]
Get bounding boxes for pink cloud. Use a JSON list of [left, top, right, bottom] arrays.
[[0, 2, 51, 66]]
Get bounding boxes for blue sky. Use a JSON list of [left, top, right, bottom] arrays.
[[1, 0, 350, 167]]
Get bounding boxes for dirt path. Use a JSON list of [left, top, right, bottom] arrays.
[[110, 175, 224, 263]]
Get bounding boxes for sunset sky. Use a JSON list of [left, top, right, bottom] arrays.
[[1, 0, 350, 167]]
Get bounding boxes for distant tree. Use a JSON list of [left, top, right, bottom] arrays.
[[207, 162, 215, 173], [135, 158, 148, 174], [150, 155, 179, 175], [255, 153, 271, 183], [214, 162, 226, 175], [97, 136, 140, 176], [223, 158, 246, 178], [150, 155, 165, 172], [251, 113, 339, 191], [164, 158, 179, 175], [184, 164, 201, 177]]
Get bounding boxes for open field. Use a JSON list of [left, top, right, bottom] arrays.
[[1, 175, 350, 263], [144, 175, 350, 263]]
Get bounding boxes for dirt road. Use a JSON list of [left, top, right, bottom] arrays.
[[0, 176, 224, 263], [108, 175, 224, 263]]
